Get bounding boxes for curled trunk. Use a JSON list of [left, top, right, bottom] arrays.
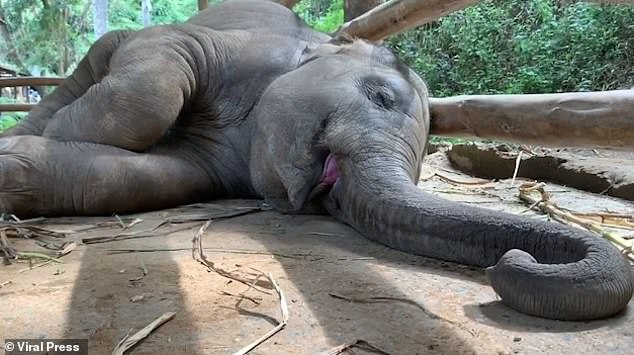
[[324, 159, 633, 320]]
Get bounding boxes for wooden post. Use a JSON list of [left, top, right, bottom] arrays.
[[337, 0, 480, 42], [198, 0, 208, 11], [429, 90, 634, 150]]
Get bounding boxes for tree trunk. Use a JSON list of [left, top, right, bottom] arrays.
[[345, 0, 383, 21], [92, 0, 108, 39], [198, 0, 208, 11], [0, 8, 51, 96], [0, 8, 28, 73], [141, 0, 152, 27], [58, 6, 70, 75], [429, 90, 634, 150], [337, 0, 480, 42]]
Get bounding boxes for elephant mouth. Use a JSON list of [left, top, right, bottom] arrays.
[[307, 152, 339, 203]]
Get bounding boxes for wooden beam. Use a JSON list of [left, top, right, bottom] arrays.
[[429, 90, 634, 150], [0, 76, 64, 87], [336, 0, 479, 41], [0, 103, 36, 112]]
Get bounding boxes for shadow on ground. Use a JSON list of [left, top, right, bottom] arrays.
[[59, 216, 205, 355], [4, 199, 633, 354]]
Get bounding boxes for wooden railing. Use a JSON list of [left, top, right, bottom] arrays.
[[0, 76, 64, 112]]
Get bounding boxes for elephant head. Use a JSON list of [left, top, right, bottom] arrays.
[[250, 38, 634, 320]]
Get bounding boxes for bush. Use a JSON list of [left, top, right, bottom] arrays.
[[0, 97, 26, 132], [296, 0, 344, 33], [388, 0, 634, 97]]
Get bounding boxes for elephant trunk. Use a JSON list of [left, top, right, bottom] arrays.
[[323, 155, 634, 320]]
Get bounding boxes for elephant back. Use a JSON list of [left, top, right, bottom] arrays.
[[187, 0, 330, 43]]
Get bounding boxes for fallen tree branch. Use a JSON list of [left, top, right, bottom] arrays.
[[569, 212, 634, 230], [82, 223, 199, 244], [111, 312, 176, 355], [231, 273, 288, 355], [0, 224, 66, 239], [109, 246, 306, 259], [518, 182, 634, 262], [83, 205, 266, 244], [321, 339, 390, 355], [192, 221, 273, 291]]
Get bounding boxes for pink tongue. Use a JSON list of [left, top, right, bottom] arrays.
[[322, 153, 339, 185]]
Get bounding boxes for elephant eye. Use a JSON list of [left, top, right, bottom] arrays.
[[300, 54, 320, 66], [362, 84, 395, 110]]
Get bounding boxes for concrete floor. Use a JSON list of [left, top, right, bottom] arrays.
[[1, 152, 633, 354]]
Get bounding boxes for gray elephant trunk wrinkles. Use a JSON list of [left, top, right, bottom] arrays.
[[324, 156, 634, 320]]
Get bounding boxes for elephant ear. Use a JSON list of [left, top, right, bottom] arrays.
[[406, 67, 431, 136], [249, 70, 331, 212], [407, 67, 431, 180], [298, 42, 341, 66], [298, 35, 366, 67]]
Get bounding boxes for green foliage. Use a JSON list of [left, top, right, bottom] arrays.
[[296, 0, 343, 33], [388, 0, 634, 96], [1, 0, 88, 75], [108, 0, 198, 31], [0, 0, 200, 75], [0, 98, 25, 132], [1, 0, 632, 99]]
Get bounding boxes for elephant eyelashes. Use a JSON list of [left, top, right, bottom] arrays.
[[361, 83, 395, 110]]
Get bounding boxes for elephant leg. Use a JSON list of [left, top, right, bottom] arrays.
[[1, 30, 132, 137], [0, 136, 213, 217], [41, 28, 197, 152]]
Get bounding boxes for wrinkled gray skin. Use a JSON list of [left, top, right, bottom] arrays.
[[1, 0, 632, 321]]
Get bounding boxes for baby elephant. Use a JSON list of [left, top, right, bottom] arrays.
[[1, 0, 631, 321]]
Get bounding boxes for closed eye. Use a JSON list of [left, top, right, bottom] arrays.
[[363, 84, 395, 110], [299, 54, 321, 67]]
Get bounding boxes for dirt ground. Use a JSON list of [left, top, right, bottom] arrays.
[[1, 149, 633, 355], [445, 143, 634, 201]]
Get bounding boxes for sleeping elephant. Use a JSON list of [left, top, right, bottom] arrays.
[[1, 0, 632, 321]]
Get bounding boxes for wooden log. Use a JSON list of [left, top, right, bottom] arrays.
[[0, 76, 64, 87], [336, 0, 479, 42], [429, 90, 634, 150], [0, 103, 36, 112]]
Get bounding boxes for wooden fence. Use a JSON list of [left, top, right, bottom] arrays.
[[0, 76, 64, 112]]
